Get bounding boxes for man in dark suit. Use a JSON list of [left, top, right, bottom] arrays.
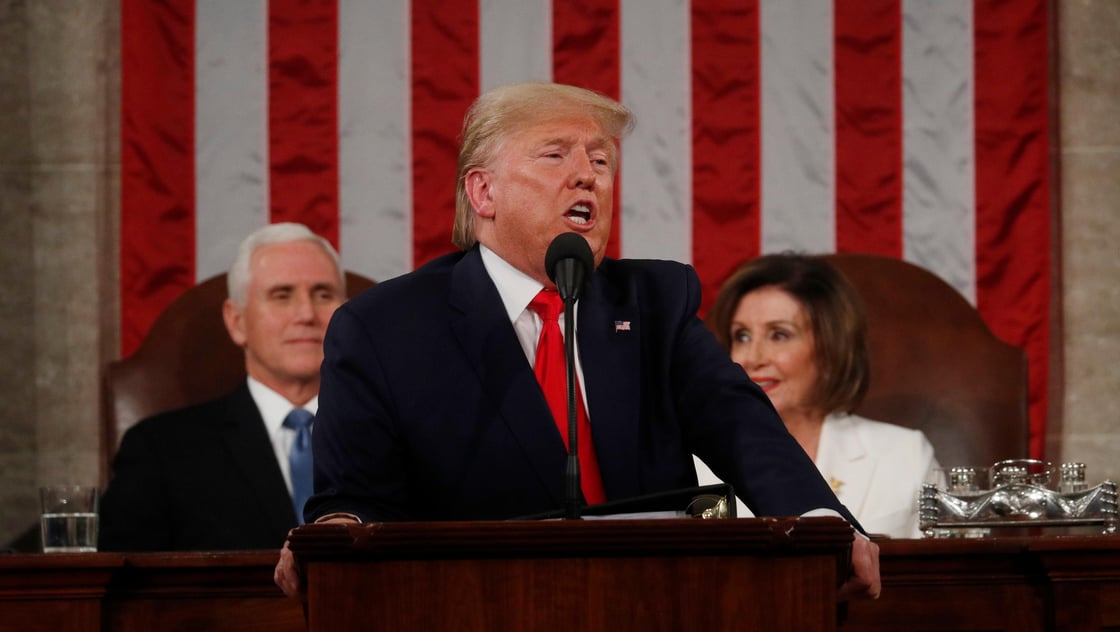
[[275, 83, 879, 598], [99, 222, 345, 551]]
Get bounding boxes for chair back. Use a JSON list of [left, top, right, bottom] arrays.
[[100, 271, 375, 482], [822, 253, 1029, 469]]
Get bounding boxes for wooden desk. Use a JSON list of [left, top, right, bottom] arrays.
[[0, 551, 303, 632], [2, 534, 1119, 631], [0, 553, 119, 632], [843, 535, 1120, 632], [1032, 536, 1120, 630]]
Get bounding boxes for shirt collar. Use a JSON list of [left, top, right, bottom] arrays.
[[246, 376, 319, 434], [479, 244, 545, 324]]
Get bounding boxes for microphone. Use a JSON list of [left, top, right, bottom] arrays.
[[545, 232, 594, 303], [544, 233, 594, 520]]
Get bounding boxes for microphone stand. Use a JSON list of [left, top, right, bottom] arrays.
[[562, 291, 581, 520], [546, 234, 592, 521]]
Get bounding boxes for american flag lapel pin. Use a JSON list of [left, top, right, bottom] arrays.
[[614, 320, 631, 333]]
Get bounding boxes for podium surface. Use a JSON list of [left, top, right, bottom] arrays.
[[288, 516, 854, 631]]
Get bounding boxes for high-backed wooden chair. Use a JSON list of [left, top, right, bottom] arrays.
[[822, 253, 1029, 469], [100, 271, 375, 483]]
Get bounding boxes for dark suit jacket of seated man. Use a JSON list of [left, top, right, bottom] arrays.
[[100, 383, 300, 550], [99, 222, 345, 551]]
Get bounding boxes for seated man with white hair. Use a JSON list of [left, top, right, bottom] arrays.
[[99, 222, 345, 551]]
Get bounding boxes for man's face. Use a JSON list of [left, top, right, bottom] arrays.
[[223, 240, 343, 394], [466, 115, 616, 285]]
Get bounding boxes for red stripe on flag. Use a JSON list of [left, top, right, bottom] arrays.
[[973, 0, 1051, 459], [834, 0, 903, 258], [120, 0, 196, 357], [411, 2, 478, 268], [268, 0, 340, 248], [691, 0, 761, 316], [553, 0, 622, 261]]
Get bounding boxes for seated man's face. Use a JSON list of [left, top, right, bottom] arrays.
[[225, 240, 344, 393]]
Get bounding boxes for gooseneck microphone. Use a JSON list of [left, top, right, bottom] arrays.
[[544, 233, 594, 520]]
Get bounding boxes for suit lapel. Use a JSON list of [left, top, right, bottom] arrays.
[[817, 415, 874, 517], [219, 385, 299, 528], [578, 267, 642, 498], [448, 248, 566, 504]]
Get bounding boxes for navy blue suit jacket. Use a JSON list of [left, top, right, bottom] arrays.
[[100, 384, 297, 551], [308, 246, 858, 525]]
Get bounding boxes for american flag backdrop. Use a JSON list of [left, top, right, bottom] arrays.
[[121, 0, 1052, 458]]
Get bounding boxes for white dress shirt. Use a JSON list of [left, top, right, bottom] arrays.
[[247, 376, 318, 496], [479, 244, 590, 412]]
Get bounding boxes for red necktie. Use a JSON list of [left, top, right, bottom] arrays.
[[528, 289, 606, 505]]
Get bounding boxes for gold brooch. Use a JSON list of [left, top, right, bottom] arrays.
[[829, 476, 844, 495]]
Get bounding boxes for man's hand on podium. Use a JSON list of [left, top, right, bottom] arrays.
[[839, 534, 881, 601], [274, 515, 362, 599], [274, 537, 302, 599]]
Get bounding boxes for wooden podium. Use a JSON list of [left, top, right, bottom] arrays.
[[288, 516, 854, 631]]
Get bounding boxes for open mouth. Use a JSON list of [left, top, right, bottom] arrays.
[[565, 203, 592, 226]]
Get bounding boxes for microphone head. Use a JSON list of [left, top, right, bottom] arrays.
[[545, 233, 594, 285]]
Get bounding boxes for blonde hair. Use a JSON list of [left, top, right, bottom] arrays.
[[452, 83, 634, 249]]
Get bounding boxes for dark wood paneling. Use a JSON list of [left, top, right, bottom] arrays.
[[0, 551, 302, 632], [3, 531, 1120, 632], [291, 518, 854, 632]]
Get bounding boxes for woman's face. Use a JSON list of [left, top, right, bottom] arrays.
[[728, 286, 820, 419]]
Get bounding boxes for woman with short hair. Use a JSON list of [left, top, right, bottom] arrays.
[[697, 253, 939, 538]]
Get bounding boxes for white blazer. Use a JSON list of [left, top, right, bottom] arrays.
[[694, 412, 939, 538]]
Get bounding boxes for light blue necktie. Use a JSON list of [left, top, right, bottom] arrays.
[[282, 408, 314, 524]]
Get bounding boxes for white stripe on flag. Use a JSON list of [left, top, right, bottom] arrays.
[[760, 0, 835, 254], [339, 0, 412, 284], [480, 0, 552, 91], [902, 0, 976, 303], [195, 0, 268, 281], [619, 0, 692, 262]]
